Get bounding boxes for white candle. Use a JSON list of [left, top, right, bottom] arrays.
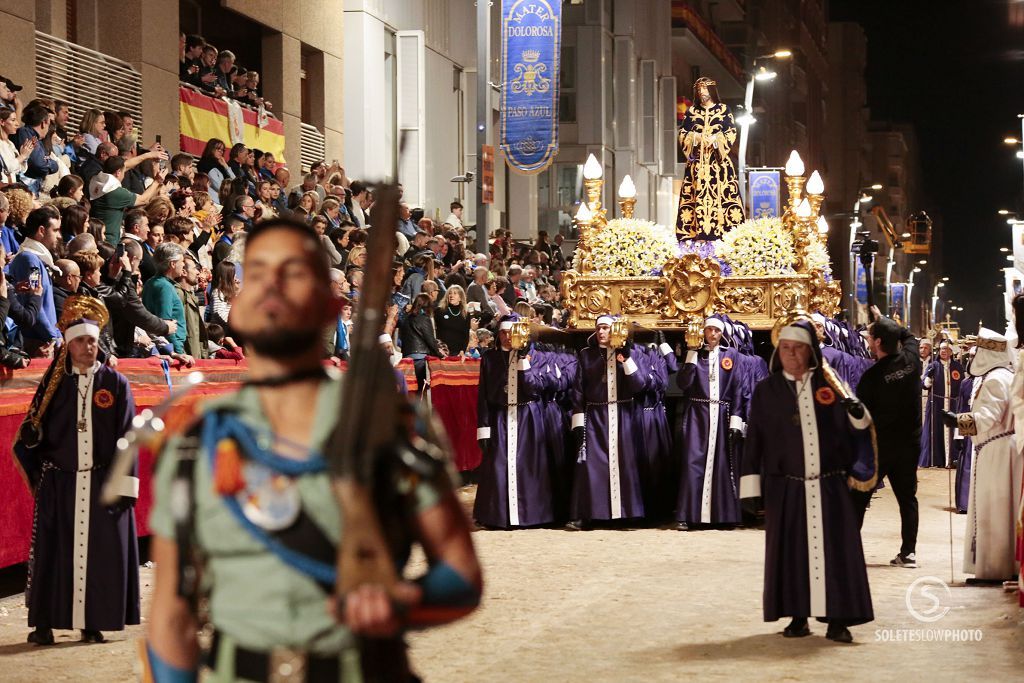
[[583, 154, 603, 180], [785, 150, 805, 177], [806, 170, 824, 195], [618, 175, 636, 199]]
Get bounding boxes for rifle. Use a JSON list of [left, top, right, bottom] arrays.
[[326, 182, 403, 594]]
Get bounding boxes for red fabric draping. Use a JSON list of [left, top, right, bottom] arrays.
[[429, 358, 482, 472], [0, 357, 483, 568]]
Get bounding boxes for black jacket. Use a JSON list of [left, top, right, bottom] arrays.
[[75, 150, 103, 191], [856, 321, 921, 457], [53, 285, 75, 323], [102, 271, 171, 357], [2, 291, 41, 350], [399, 312, 443, 357], [136, 242, 156, 282], [77, 281, 117, 358]]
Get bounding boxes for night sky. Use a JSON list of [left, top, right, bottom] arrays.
[[830, 0, 1024, 330]]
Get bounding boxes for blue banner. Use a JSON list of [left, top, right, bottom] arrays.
[[500, 0, 562, 174], [855, 259, 869, 305], [748, 169, 780, 218], [889, 283, 907, 323]]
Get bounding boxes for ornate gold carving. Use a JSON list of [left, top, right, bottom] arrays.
[[661, 254, 721, 318], [807, 269, 841, 318], [720, 285, 767, 315], [560, 270, 581, 328], [581, 285, 611, 314], [772, 283, 806, 315], [621, 287, 662, 314]]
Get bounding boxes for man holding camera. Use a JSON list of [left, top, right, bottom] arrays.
[[853, 306, 922, 568], [673, 316, 748, 530]]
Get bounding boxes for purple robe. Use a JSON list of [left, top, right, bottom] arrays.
[[14, 361, 140, 632], [635, 344, 678, 518], [474, 347, 554, 528], [920, 359, 964, 467], [954, 375, 975, 513], [822, 345, 872, 391], [570, 345, 646, 521], [741, 370, 874, 625], [537, 349, 573, 522], [675, 345, 747, 524]]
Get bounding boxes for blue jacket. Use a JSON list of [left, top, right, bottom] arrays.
[[13, 126, 57, 180], [7, 250, 61, 342]]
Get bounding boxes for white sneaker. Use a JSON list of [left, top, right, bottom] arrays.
[[890, 552, 918, 568]]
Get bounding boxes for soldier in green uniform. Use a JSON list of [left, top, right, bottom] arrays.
[[145, 218, 482, 682]]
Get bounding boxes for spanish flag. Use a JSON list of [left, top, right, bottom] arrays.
[[178, 86, 285, 159]]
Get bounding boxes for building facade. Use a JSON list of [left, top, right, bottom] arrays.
[[0, 0, 345, 177]]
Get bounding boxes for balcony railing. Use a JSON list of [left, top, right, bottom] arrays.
[[670, 2, 745, 83], [35, 31, 143, 137], [300, 123, 326, 173]]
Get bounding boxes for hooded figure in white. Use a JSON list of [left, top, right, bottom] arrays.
[[947, 328, 1020, 580]]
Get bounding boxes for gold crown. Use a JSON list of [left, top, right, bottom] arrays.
[[695, 76, 717, 88], [521, 50, 540, 63]]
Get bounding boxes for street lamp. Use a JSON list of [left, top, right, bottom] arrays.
[[737, 48, 793, 206], [931, 282, 945, 326], [845, 182, 883, 321]]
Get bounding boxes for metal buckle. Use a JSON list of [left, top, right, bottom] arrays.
[[268, 647, 307, 683]]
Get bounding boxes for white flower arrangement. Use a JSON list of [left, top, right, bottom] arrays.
[[578, 218, 680, 277], [716, 217, 797, 276], [805, 238, 833, 278]]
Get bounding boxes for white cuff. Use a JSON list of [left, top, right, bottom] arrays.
[[659, 343, 673, 356], [924, 377, 932, 388], [555, 365, 562, 379], [110, 475, 140, 499], [623, 357, 638, 375], [739, 474, 761, 499], [847, 405, 872, 430], [685, 350, 698, 365], [571, 413, 585, 429], [953, 431, 964, 440], [729, 415, 745, 433], [517, 358, 531, 371], [477, 427, 491, 440]]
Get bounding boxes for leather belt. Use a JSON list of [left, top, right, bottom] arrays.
[[210, 631, 340, 683]]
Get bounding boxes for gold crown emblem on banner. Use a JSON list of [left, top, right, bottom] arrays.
[[521, 49, 541, 63]]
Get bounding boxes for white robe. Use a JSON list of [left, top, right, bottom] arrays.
[[964, 366, 1021, 580]]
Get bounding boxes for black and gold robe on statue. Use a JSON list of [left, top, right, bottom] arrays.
[[676, 102, 744, 240]]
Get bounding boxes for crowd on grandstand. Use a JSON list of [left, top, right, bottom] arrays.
[[0, 45, 574, 380]]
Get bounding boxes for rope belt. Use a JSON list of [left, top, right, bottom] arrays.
[[41, 460, 108, 473], [771, 469, 846, 483], [687, 397, 731, 406], [976, 430, 1013, 452], [504, 399, 537, 408], [587, 399, 634, 406]]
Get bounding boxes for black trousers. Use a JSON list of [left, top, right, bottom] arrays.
[[852, 452, 919, 556]]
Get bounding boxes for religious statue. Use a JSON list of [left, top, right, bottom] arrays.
[[676, 77, 745, 240]]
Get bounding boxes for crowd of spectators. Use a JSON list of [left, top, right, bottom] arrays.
[[0, 67, 575, 379]]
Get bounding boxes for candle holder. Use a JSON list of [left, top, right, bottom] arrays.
[[785, 175, 807, 214], [618, 196, 637, 219], [584, 177, 608, 228]]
